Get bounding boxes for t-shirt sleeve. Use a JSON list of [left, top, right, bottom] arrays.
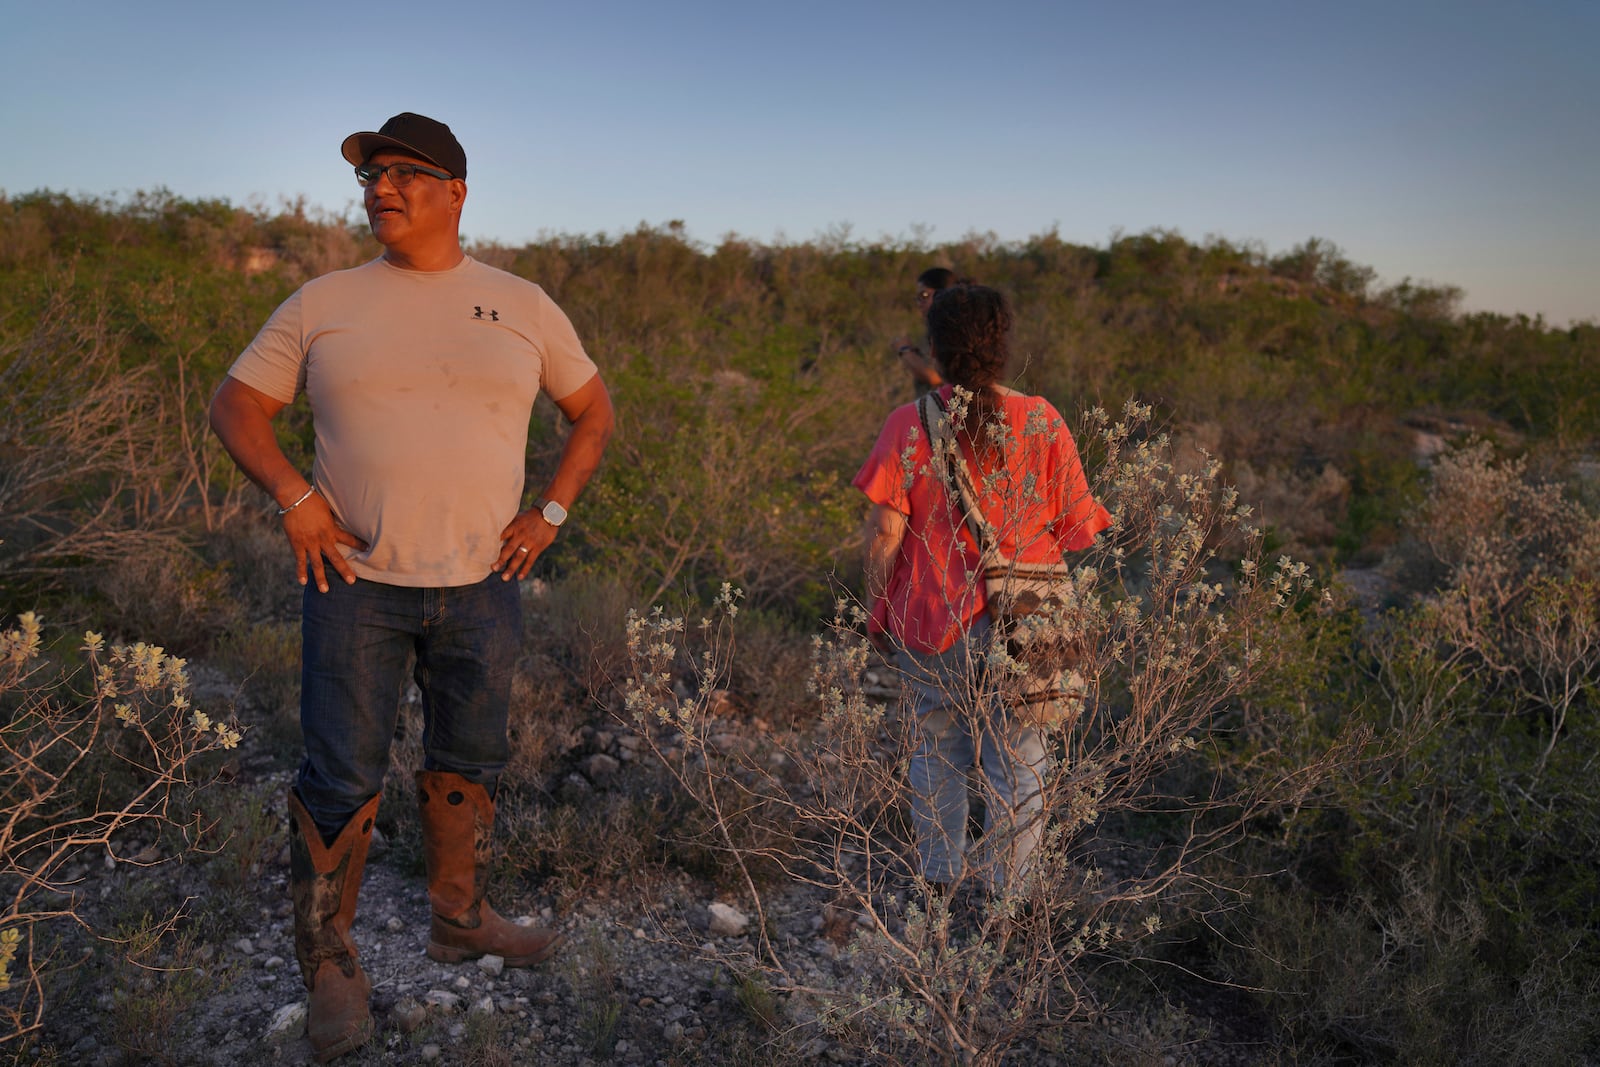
[[851, 411, 917, 515], [226, 289, 307, 404], [1048, 422, 1113, 551], [533, 289, 599, 401]]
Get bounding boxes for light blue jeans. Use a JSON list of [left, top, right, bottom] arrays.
[[897, 616, 1048, 892]]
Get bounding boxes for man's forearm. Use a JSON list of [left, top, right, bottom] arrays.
[[209, 378, 305, 507], [539, 379, 615, 510], [541, 416, 610, 507]]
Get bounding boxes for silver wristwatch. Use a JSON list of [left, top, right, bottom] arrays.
[[539, 499, 568, 528]]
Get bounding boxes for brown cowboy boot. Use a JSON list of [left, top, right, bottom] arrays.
[[287, 790, 380, 1063], [415, 770, 563, 966]]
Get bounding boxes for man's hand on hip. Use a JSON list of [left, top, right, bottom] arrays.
[[283, 494, 368, 593], [493, 508, 558, 581]]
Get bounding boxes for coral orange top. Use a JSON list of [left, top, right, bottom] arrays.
[[853, 386, 1112, 654]]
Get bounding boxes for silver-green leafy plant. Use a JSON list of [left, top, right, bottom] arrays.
[[0, 613, 244, 1045], [624, 401, 1361, 1064]]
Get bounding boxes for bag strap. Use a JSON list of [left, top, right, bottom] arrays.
[[918, 391, 995, 560]]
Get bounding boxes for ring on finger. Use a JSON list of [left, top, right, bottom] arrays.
[[516, 546, 530, 554]]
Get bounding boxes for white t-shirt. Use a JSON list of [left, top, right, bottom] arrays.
[[228, 256, 598, 587]]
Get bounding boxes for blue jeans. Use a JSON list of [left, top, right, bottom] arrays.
[[297, 574, 522, 839], [898, 616, 1048, 892]]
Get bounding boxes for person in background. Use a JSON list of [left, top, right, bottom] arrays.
[[893, 266, 965, 395], [855, 285, 1110, 899], [209, 112, 613, 1062]]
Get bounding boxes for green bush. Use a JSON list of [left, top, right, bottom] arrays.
[[1217, 441, 1600, 1061], [0, 614, 243, 1046]]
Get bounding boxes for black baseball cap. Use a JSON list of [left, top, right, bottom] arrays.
[[340, 113, 466, 179]]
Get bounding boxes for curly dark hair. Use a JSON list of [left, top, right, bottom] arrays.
[[926, 285, 1012, 393]]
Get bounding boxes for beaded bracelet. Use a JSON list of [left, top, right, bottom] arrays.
[[277, 485, 318, 516]]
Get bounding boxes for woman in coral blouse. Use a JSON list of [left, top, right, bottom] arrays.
[[853, 285, 1111, 896]]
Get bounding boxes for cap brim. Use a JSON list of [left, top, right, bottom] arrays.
[[340, 131, 449, 171]]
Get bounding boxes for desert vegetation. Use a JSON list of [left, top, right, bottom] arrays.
[[1, 188, 1598, 1063]]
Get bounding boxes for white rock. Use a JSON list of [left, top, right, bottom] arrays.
[[393, 997, 428, 1033], [707, 902, 750, 937], [469, 996, 494, 1017], [477, 954, 505, 976], [234, 938, 254, 955], [585, 753, 621, 784], [424, 989, 461, 1012], [420, 1044, 441, 1061], [453, 974, 472, 990], [265, 1001, 305, 1036]]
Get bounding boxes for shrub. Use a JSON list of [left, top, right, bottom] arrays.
[[0, 613, 243, 1046], [1225, 440, 1600, 1061], [523, 572, 638, 713], [622, 403, 1362, 1064], [1234, 875, 1600, 1065], [209, 619, 300, 752], [0, 289, 183, 608], [575, 352, 871, 616]]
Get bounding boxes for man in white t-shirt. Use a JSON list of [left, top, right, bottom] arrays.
[[209, 112, 613, 1063]]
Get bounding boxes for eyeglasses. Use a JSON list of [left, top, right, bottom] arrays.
[[354, 161, 454, 188]]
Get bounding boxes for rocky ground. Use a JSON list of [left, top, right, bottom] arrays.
[[24, 763, 805, 1067], [18, 668, 1272, 1067]]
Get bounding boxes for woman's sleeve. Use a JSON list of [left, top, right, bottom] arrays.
[[1050, 425, 1113, 551], [851, 412, 915, 515], [852, 414, 918, 638]]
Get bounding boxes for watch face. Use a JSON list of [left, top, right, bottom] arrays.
[[541, 500, 568, 527]]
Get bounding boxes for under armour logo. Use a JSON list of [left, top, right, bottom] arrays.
[[473, 306, 499, 321]]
